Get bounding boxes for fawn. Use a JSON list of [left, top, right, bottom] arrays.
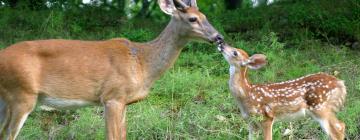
[[218, 44, 346, 140]]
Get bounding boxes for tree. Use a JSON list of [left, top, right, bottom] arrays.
[[136, 0, 156, 18], [28, 0, 46, 10], [3, 0, 18, 8], [2, 0, 46, 10]]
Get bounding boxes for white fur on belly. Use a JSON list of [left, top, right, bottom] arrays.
[[275, 108, 307, 121], [39, 97, 96, 110]]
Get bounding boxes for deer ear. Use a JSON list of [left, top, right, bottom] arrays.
[[246, 54, 267, 70], [159, 0, 175, 15], [183, 0, 198, 8]]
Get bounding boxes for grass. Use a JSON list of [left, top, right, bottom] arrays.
[[12, 32, 360, 139]]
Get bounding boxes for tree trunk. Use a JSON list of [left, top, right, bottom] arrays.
[[138, 0, 150, 18], [118, 0, 126, 16], [136, 0, 156, 18]]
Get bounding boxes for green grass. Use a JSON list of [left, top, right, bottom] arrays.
[[12, 32, 360, 139]]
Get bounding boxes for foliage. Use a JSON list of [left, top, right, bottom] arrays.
[[221, 0, 360, 46]]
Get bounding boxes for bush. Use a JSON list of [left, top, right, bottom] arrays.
[[220, 0, 359, 46]]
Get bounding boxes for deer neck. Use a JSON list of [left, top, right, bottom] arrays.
[[143, 18, 188, 87], [229, 66, 252, 98]]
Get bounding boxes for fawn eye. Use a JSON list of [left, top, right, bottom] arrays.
[[189, 17, 197, 22], [233, 51, 238, 57]]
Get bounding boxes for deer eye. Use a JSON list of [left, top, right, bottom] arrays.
[[233, 51, 238, 57], [189, 17, 197, 22]]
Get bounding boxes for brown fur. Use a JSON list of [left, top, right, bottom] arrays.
[[0, 0, 222, 139], [221, 45, 346, 140]]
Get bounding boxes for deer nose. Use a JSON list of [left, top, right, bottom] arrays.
[[214, 34, 224, 44]]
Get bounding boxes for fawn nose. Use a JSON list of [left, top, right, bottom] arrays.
[[217, 43, 225, 52]]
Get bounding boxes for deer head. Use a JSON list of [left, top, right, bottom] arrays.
[[159, 0, 224, 44], [219, 44, 267, 70]]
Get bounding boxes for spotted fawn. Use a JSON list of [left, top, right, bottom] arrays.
[[218, 44, 346, 140]]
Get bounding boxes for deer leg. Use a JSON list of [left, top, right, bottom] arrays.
[[0, 98, 9, 133], [310, 109, 345, 140], [120, 108, 127, 139], [248, 123, 255, 140], [0, 107, 10, 139], [248, 122, 258, 140], [330, 115, 345, 140], [261, 117, 274, 140], [0, 106, 10, 139], [327, 115, 345, 140], [104, 99, 127, 140], [2, 94, 37, 140]]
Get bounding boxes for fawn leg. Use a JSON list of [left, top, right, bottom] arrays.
[[310, 109, 345, 140], [261, 117, 274, 140]]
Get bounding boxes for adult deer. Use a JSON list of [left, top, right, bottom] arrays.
[[0, 0, 224, 139], [218, 44, 346, 140]]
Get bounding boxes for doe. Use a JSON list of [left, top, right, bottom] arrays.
[[0, 0, 223, 139], [218, 44, 346, 140]]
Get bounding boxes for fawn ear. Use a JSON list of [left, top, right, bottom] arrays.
[[245, 54, 267, 70], [159, 0, 176, 15], [173, 0, 190, 12]]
